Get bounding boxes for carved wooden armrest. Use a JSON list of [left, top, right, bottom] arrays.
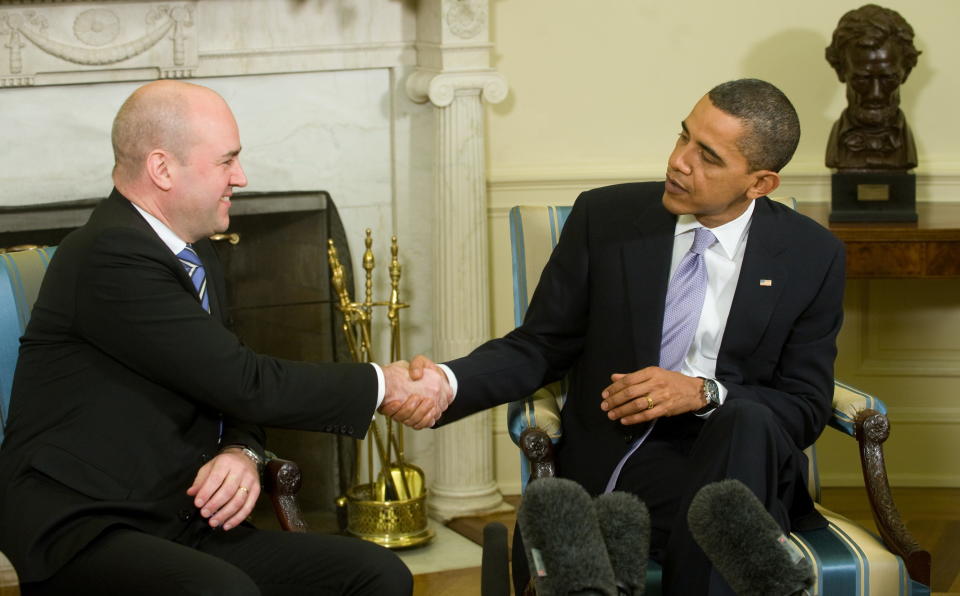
[[519, 427, 558, 482], [855, 408, 931, 585], [263, 457, 309, 533]]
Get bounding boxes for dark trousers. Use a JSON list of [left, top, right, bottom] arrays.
[[22, 523, 413, 596], [512, 399, 818, 596]]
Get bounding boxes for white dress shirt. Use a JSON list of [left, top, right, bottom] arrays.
[[672, 199, 755, 412]]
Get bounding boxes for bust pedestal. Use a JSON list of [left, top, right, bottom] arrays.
[[830, 172, 917, 223]]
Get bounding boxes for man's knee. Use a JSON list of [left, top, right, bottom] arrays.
[[181, 560, 261, 596], [709, 399, 776, 430], [353, 540, 413, 596]]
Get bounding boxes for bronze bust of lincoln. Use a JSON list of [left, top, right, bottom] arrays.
[[825, 4, 921, 171]]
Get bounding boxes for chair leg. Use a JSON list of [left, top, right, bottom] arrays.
[[264, 457, 309, 533], [856, 409, 931, 586]]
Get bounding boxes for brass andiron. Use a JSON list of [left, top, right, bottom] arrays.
[[329, 230, 433, 549]]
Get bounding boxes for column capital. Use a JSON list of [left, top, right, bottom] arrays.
[[406, 68, 508, 108]]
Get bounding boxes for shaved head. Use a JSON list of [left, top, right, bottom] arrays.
[[111, 80, 226, 184]]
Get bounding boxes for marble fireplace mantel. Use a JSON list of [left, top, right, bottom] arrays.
[[0, 0, 509, 520]]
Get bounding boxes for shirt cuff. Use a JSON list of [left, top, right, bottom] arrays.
[[371, 362, 385, 410], [715, 380, 728, 406], [437, 363, 458, 399]]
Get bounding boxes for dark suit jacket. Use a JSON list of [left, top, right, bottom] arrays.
[[0, 189, 378, 583], [441, 182, 845, 510]]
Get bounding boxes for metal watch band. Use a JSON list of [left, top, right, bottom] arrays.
[[223, 444, 265, 473]]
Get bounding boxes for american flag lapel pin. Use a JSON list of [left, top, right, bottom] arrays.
[[759, 279, 773, 287]]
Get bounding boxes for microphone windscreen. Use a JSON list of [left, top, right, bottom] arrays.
[[517, 477, 617, 596], [481, 522, 511, 596], [687, 479, 814, 595], [595, 492, 649, 596]]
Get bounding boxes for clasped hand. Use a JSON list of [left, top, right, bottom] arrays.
[[601, 366, 705, 425], [378, 356, 453, 429]]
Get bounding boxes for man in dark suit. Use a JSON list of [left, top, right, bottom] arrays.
[[413, 79, 845, 594], [0, 80, 450, 595]]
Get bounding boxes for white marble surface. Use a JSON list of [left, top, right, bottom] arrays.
[[0, 1, 419, 85], [395, 519, 483, 576], [0, 69, 396, 295]]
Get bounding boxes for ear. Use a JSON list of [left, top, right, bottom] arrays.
[[145, 150, 173, 191], [746, 170, 780, 200]]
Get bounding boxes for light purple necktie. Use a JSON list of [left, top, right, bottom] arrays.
[[177, 244, 210, 313], [604, 226, 717, 493], [658, 226, 717, 371]]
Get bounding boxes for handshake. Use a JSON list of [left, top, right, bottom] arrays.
[[378, 355, 453, 429]]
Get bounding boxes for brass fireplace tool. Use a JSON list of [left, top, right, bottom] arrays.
[[329, 230, 433, 549]]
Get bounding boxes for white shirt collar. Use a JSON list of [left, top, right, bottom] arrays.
[[674, 199, 756, 259], [131, 203, 188, 255]]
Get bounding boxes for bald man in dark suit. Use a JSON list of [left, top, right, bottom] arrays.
[[0, 80, 450, 596]]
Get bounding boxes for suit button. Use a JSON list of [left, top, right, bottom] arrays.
[[178, 509, 194, 522], [199, 452, 210, 463]]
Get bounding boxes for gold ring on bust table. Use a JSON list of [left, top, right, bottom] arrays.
[[645, 396, 655, 410], [238, 486, 249, 494]]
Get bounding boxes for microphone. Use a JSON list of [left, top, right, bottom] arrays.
[[517, 477, 617, 595], [687, 479, 814, 595], [595, 492, 649, 596], [481, 522, 511, 596]]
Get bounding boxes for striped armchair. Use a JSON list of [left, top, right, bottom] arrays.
[[0, 246, 310, 594], [506, 204, 931, 596]]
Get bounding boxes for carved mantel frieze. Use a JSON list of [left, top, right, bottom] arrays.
[[0, 1, 197, 87], [444, 0, 487, 40]]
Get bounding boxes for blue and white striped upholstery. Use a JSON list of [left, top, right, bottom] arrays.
[[0, 246, 56, 444], [0, 247, 56, 591], [506, 205, 929, 595]]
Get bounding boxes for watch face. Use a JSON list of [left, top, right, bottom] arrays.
[[703, 379, 719, 405]]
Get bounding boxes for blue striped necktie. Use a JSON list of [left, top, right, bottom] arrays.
[[176, 244, 210, 313]]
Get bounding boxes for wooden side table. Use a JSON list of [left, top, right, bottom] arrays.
[[798, 202, 960, 278]]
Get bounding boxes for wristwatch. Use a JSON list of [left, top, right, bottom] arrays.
[[224, 444, 265, 475], [695, 377, 720, 415]]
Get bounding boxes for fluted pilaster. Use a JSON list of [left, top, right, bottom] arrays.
[[406, 0, 508, 518], [427, 87, 505, 519]]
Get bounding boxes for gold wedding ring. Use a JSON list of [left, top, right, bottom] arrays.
[[238, 486, 249, 494], [645, 396, 655, 410]]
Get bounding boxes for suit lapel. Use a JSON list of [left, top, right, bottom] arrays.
[[623, 201, 675, 367], [719, 197, 788, 366], [107, 190, 219, 317]]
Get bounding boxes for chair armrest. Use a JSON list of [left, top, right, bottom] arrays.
[[263, 457, 309, 533], [508, 384, 563, 489], [855, 409, 931, 586], [830, 380, 887, 437], [518, 427, 558, 482], [506, 382, 564, 446]]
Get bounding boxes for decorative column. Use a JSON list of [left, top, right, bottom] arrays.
[[407, 0, 508, 520]]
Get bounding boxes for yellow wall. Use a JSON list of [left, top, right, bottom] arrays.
[[483, 1, 960, 494]]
